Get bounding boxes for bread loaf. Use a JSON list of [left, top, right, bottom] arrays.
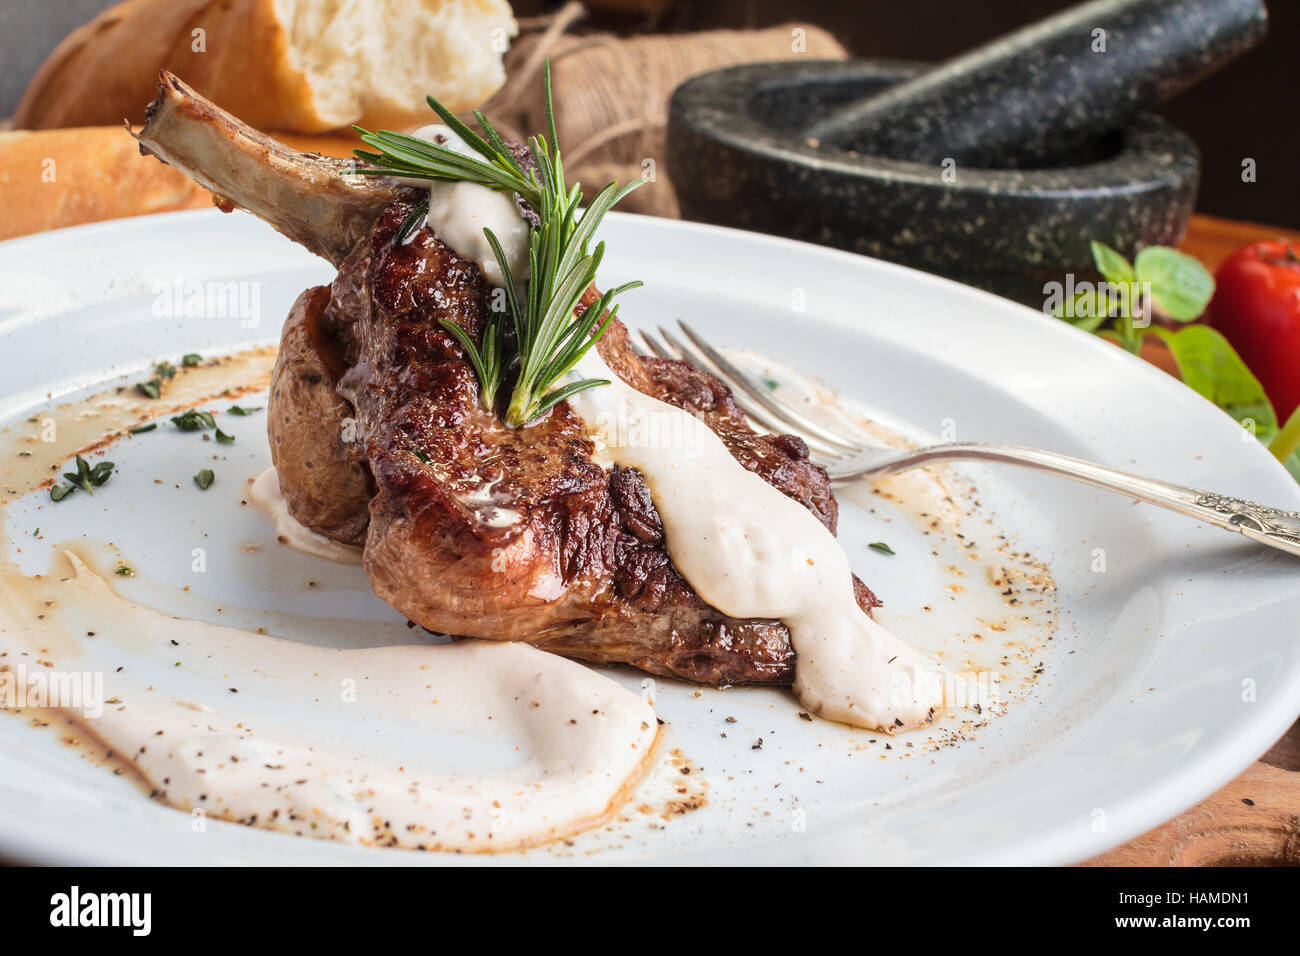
[[0, 126, 357, 240], [14, 0, 516, 134]]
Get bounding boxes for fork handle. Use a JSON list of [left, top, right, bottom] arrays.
[[852, 441, 1300, 558]]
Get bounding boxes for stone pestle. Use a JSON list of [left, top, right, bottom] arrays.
[[804, 0, 1268, 169]]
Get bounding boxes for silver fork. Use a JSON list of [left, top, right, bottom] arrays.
[[635, 320, 1300, 560]]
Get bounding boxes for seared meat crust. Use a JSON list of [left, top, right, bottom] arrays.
[[267, 285, 374, 547]]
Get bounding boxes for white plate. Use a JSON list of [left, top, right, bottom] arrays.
[[2, 210, 1299, 866]]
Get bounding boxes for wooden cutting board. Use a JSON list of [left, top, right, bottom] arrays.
[[1082, 214, 1300, 866]]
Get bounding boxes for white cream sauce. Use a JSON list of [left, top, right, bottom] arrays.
[[567, 350, 946, 732], [247, 467, 363, 565], [0, 337, 1056, 857], [0, 551, 657, 852], [0, 359, 659, 852], [723, 350, 1058, 733], [392, 137, 943, 729], [407, 124, 530, 287], [401, 132, 947, 732]]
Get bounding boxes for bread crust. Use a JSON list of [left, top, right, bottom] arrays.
[[14, 0, 512, 134], [13, 0, 325, 133], [0, 126, 205, 239], [0, 125, 358, 240]]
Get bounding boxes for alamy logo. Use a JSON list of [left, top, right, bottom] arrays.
[[152, 273, 262, 328], [0, 664, 102, 718], [49, 886, 151, 936], [1042, 274, 1151, 324]]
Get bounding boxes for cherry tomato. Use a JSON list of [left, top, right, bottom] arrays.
[[1207, 240, 1300, 422]]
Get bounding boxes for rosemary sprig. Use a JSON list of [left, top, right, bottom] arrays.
[[352, 62, 642, 427]]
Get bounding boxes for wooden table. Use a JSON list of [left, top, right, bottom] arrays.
[[1082, 213, 1300, 866]]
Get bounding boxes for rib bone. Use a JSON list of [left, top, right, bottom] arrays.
[[132, 71, 419, 265]]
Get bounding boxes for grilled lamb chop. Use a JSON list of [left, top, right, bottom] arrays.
[[135, 73, 880, 685]]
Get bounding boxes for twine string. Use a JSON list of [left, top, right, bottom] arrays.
[[474, 7, 849, 216]]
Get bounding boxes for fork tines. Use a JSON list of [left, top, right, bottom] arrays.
[[632, 321, 862, 463]]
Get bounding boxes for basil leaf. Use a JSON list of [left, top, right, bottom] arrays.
[[182, 353, 202, 367], [1055, 289, 1108, 331], [1090, 241, 1133, 285], [1152, 326, 1276, 431], [50, 485, 73, 502], [1267, 407, 1300, 479], [194, 469, 215, 490], [1134, 247, 1215, 322], [868, 541, 896, 555], [1276, 449, 1300, 483], [1071, 313, 1108, 333]]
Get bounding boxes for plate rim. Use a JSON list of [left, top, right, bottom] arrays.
[[2, 208, 1299, 866]]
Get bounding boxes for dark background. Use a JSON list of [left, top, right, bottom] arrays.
[[521, 0, 1299, 229], [2, 0, 1295, 227]]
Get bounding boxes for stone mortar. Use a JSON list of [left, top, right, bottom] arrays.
[[668, 59, 1201, 304]]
